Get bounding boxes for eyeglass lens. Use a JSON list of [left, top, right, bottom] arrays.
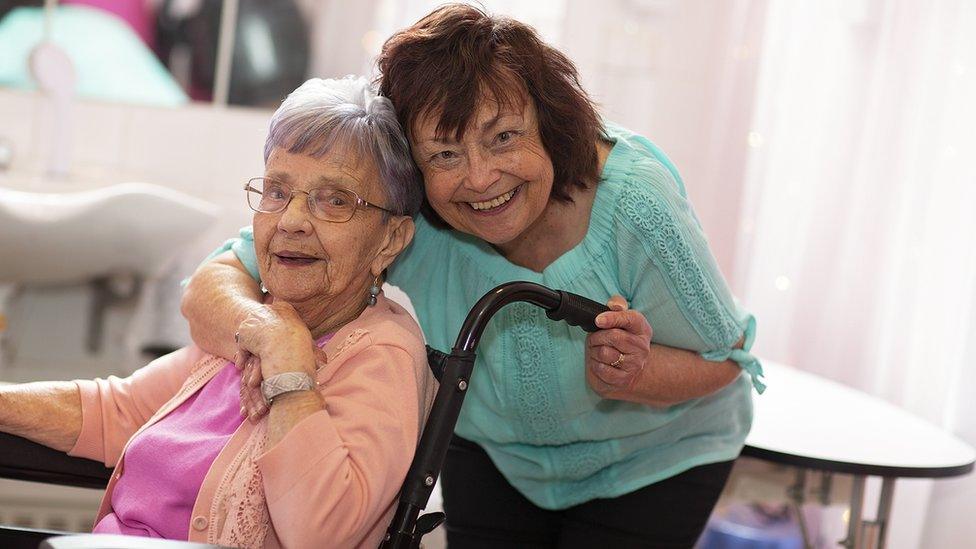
[[247, 178, 358, 222]]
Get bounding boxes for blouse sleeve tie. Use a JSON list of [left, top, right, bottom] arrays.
[[700, 315, 765, 394]]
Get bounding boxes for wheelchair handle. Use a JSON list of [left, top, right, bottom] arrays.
[[454, 282, 610, 351], [383, 282, 609, 549], [545, 289, 610, 333]]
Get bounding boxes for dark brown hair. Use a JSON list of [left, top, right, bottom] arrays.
[[377, 3, 604, 226]]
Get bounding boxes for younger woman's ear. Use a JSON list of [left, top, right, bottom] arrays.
[[370, 216, 415, 277]]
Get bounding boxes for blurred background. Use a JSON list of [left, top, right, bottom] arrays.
[[0, 1, 973, 548]]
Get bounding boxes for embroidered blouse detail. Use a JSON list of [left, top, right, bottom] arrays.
[[509, 304, 560, 444], [619, 182, 739, 346], [614, 162, 765, 393]]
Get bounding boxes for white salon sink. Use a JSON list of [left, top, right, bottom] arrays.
[[0, 183, 218, 284]]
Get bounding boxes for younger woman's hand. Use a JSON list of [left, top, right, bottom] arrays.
[[584, 295, 653, 400]]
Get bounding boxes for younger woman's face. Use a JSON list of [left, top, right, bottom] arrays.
[[411, 92, 554, 246]]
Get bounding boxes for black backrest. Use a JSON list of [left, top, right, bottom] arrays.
[[0, 432, 111, 489], [425, 346, 448, 382]]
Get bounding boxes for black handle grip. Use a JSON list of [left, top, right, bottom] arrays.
[[545, 291, 610, 333]]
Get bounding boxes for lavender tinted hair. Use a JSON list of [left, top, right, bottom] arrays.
[[263, 76, 423, 218]]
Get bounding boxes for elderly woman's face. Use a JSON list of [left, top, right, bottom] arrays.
[[411, 93, 554, 246], [252, 147, 395, 306]]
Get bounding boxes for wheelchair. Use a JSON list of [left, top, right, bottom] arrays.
[[0, 282, 608, 549]]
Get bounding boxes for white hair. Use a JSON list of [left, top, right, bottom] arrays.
[[264, 76, 423, 217]]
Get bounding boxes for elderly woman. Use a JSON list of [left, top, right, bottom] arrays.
[[0, 76, 434, 548], [184, 4, 764, 548]]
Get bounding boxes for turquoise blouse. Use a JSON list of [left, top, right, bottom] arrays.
[[209, 123, 764, 510]]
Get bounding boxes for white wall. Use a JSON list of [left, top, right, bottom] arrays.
[[558, 0, 768, 286], [0, 89, 272, 376]]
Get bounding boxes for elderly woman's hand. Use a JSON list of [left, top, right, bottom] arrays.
[[584, 296, 653, 401], [234, 301, 326, 422]]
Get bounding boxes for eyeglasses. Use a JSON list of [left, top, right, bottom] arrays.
[[244, 177, 395, 223]]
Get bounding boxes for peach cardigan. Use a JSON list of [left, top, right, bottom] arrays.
[[68, 295, 436, 549]]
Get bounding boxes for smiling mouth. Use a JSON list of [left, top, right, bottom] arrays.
[[467, 184, 521, 211], [273, 252, 320, 266]]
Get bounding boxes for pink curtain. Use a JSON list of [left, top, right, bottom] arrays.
[[372, 1, 976, 545], [554, 0, 976, 546], [733, 2, 976, 547], [63, 0, 156, 48]]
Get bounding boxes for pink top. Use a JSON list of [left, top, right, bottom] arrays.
[[93, 361, 244, 538], [94, 334, 334, 540]]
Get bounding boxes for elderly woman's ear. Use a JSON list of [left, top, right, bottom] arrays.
[[370, 215, 415, 277]]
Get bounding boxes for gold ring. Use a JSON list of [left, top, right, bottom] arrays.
[[610, 353, 624, 367]]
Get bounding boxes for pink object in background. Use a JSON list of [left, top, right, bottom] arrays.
[[62, 0, 156, 49]]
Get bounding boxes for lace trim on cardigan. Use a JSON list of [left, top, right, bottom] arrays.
[[191, 354, 226, 376], [142, 355, 227, 426], [330, 329, 369, 362], [210, 423, 271, 549]]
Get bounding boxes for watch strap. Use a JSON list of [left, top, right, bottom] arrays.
[[261, 372, 316, 404]]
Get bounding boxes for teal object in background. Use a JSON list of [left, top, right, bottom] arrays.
[[0, 6, 188, 107]]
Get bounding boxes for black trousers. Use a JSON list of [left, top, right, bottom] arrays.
[[440, 436, 734, 549]]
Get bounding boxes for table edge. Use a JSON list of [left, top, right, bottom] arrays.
[[742, 445, 976, 478]]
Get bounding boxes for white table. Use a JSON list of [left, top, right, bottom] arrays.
[[743, 361, 975, 549]]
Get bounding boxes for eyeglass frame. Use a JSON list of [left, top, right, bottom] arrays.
[[243, 176, 397, 222]]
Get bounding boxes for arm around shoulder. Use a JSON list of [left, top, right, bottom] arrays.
[[181, 250, 264, 361]]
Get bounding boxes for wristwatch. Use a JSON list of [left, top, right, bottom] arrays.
[[261, 372, 316, 405]]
